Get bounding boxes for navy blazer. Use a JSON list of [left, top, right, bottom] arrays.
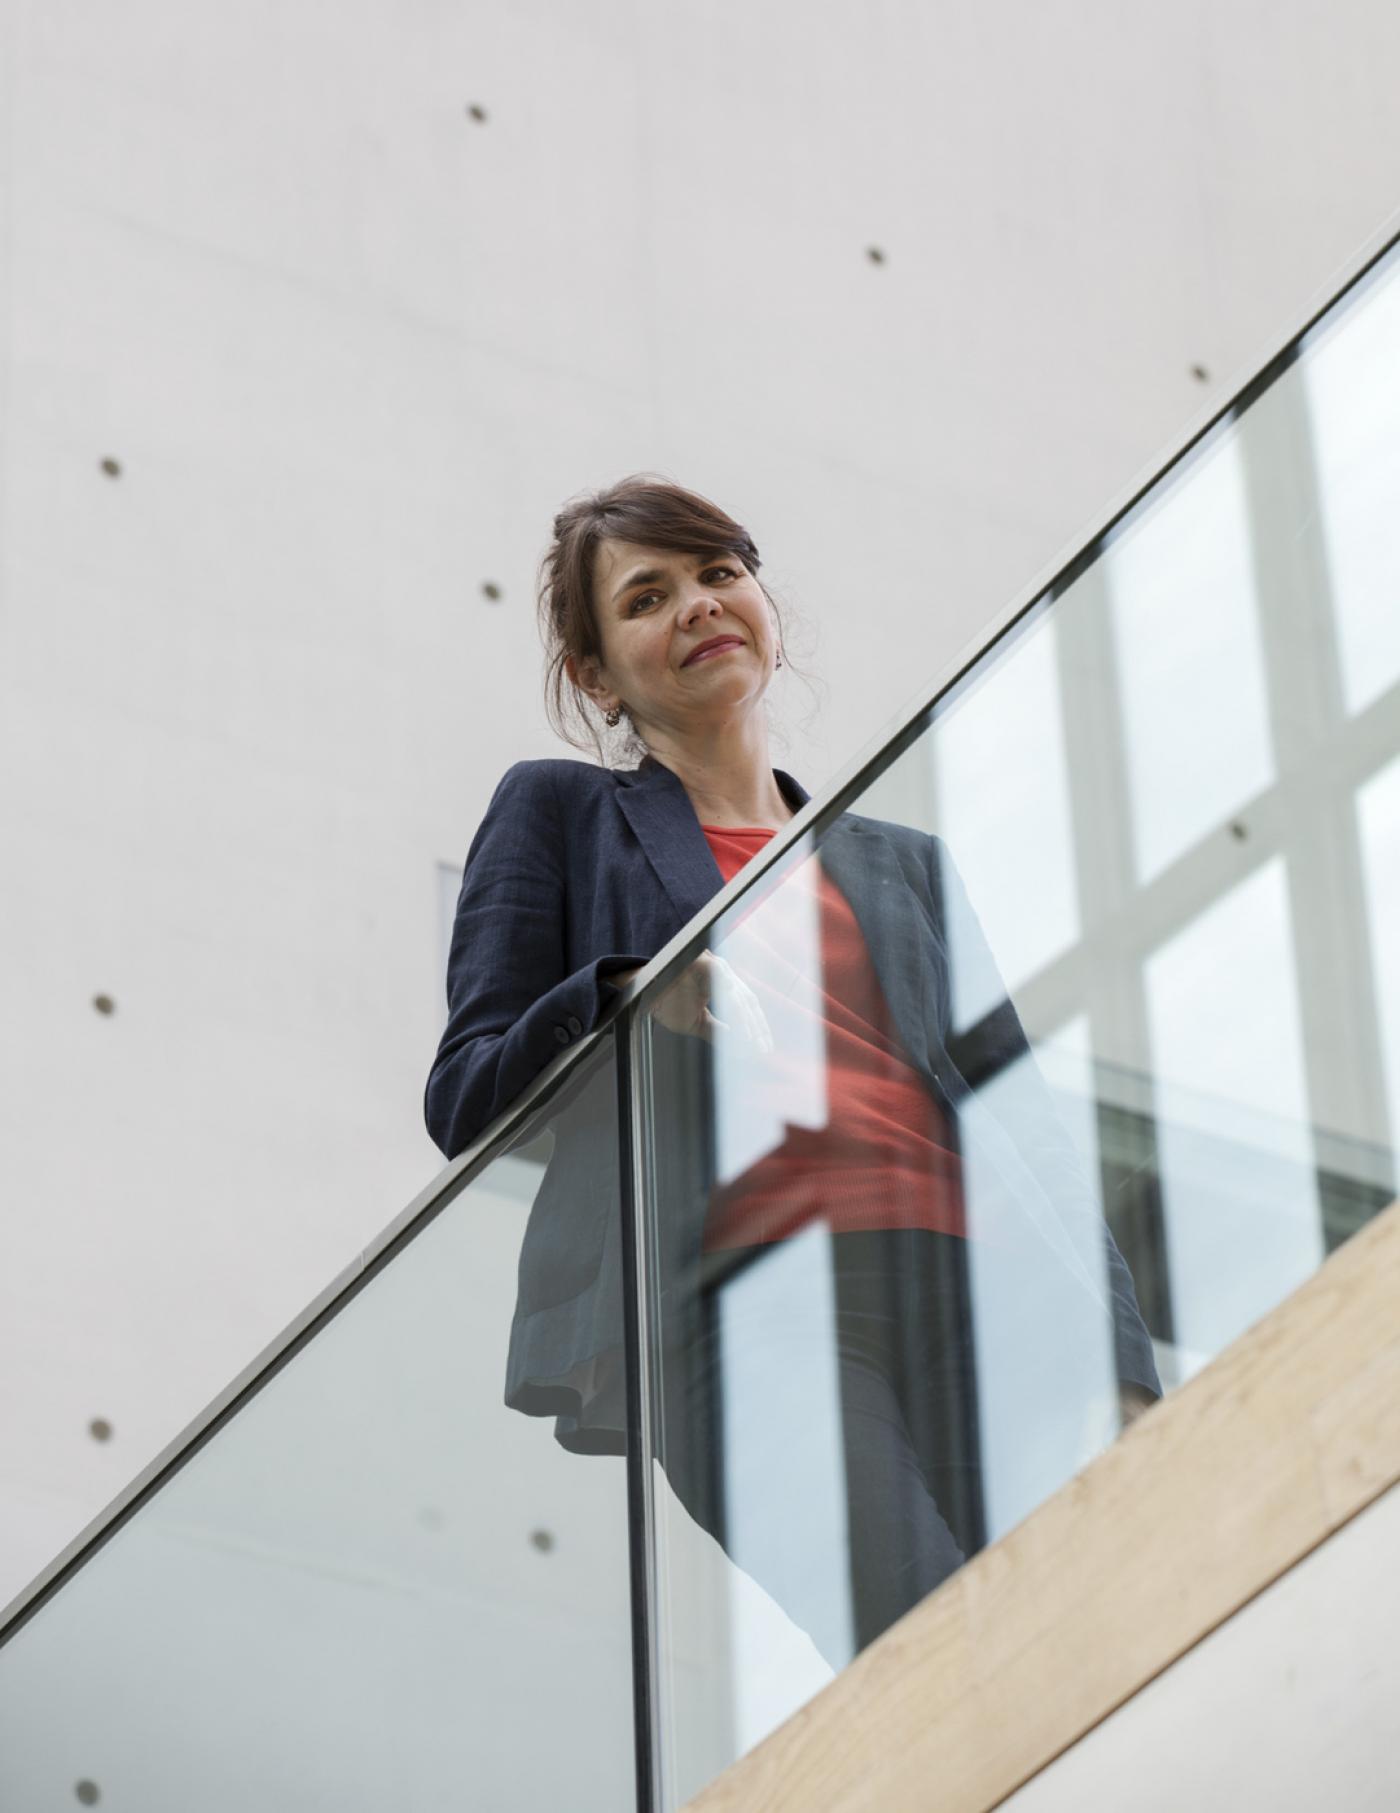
[[426, 755, 1159, 1454]]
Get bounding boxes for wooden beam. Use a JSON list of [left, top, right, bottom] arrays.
[[684, 1200, 1400, 1812]]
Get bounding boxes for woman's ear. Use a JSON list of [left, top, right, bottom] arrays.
[[566, 652, 608, 709]]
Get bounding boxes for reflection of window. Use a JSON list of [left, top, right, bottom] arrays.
[[934, 616, 1080, 1029], [960, 1039, 1117, 1541], [1357, 754, 1400, 1155], [711, 864, 829, 1186], [1144, 860, 1322, 1363], [1106, 432, 1275, 882], [718, 1226, 847, 1730], [1035, 1016, 1097, 1180], [1303, 259, 1400, 716]]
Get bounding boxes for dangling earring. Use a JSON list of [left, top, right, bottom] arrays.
[[775, 649, 784, 669], [604, 703, 623, 728]]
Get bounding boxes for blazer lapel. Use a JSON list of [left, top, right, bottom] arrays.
[[615, 758, 721, 930], [615, 759, 812, 931]]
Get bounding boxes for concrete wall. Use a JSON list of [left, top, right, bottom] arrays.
[[3, 0, 1400, 1676], [1004, 1479, 1400, 1812]]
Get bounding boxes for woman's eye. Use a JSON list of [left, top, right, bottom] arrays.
[[628, 566, 733, 613]]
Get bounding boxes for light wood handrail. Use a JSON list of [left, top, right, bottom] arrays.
[[685, 1199, 1400, 1812]]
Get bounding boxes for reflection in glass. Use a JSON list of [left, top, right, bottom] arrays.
[[1145, 861, 1323, 1368], [718, 1227, 847, 1737], [1036, 1015, 1098, 1181], [644, 797, 1160, 1796], [1358, 755, 1400, 1157], [963, 1044, 1119, 1541], [1305, 257, 1400, 716], [709, 854, 829, 1188], [1107, 432, 1275, 882], [933, 615, 1080, 1028]]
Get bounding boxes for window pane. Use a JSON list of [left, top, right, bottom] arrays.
[[1145, 861, 1323, 1366], [934, 615, 1080, 1028], [1107, 433, 1275, 882]]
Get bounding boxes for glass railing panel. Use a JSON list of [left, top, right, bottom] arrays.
[[635, 234, 1400, 1802], [0, 1039, 639, 1813], [5, 229, 1396, 1813]]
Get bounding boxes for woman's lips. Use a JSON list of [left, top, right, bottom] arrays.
[[683, 638, 744, 667]]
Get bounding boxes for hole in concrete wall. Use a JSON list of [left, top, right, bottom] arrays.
[[865, 246, 887, 265], [466, 103, 488, 123], [480, 581, 503, 602], [1190, 363, 1210, 383], [92, 994, 116, 1016], [75, 1784, 101, 1807], [99, 457, 122, 479], [88, 1418, 113, 1443], [1229, 819, 1248, 842], [529, 1527, 555, 1553]]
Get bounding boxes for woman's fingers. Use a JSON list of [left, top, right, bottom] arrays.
[[647, 953, 773, 1051], [708, 954, 775, 1054], [697, 1006, 726, 1041]]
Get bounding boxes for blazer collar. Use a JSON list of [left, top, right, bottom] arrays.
[[616, 757, 811, 928]]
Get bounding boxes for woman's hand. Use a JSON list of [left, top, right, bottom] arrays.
[[628, 951, 774, 1051]]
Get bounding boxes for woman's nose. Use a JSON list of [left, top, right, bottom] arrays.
[[677, 587, 723, 629]]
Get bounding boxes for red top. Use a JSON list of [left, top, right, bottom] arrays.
[[699, 825, 970, 1249]]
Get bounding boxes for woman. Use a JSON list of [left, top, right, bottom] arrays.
[[426, 475, 1159, 1672]]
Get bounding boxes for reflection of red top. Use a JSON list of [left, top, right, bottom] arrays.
[[700, 825, 968, 1249]]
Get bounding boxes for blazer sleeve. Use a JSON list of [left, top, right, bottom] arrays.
[[425, 762, 646, 1159], [928, 834, 1161, 1397]]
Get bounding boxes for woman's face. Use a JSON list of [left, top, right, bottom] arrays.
[[572, 536, 779, 740]]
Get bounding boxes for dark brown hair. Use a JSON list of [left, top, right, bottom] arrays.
[[538, 473, 791, 762]]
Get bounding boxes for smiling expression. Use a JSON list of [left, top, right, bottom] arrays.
[[571, 537, 779, 737]]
